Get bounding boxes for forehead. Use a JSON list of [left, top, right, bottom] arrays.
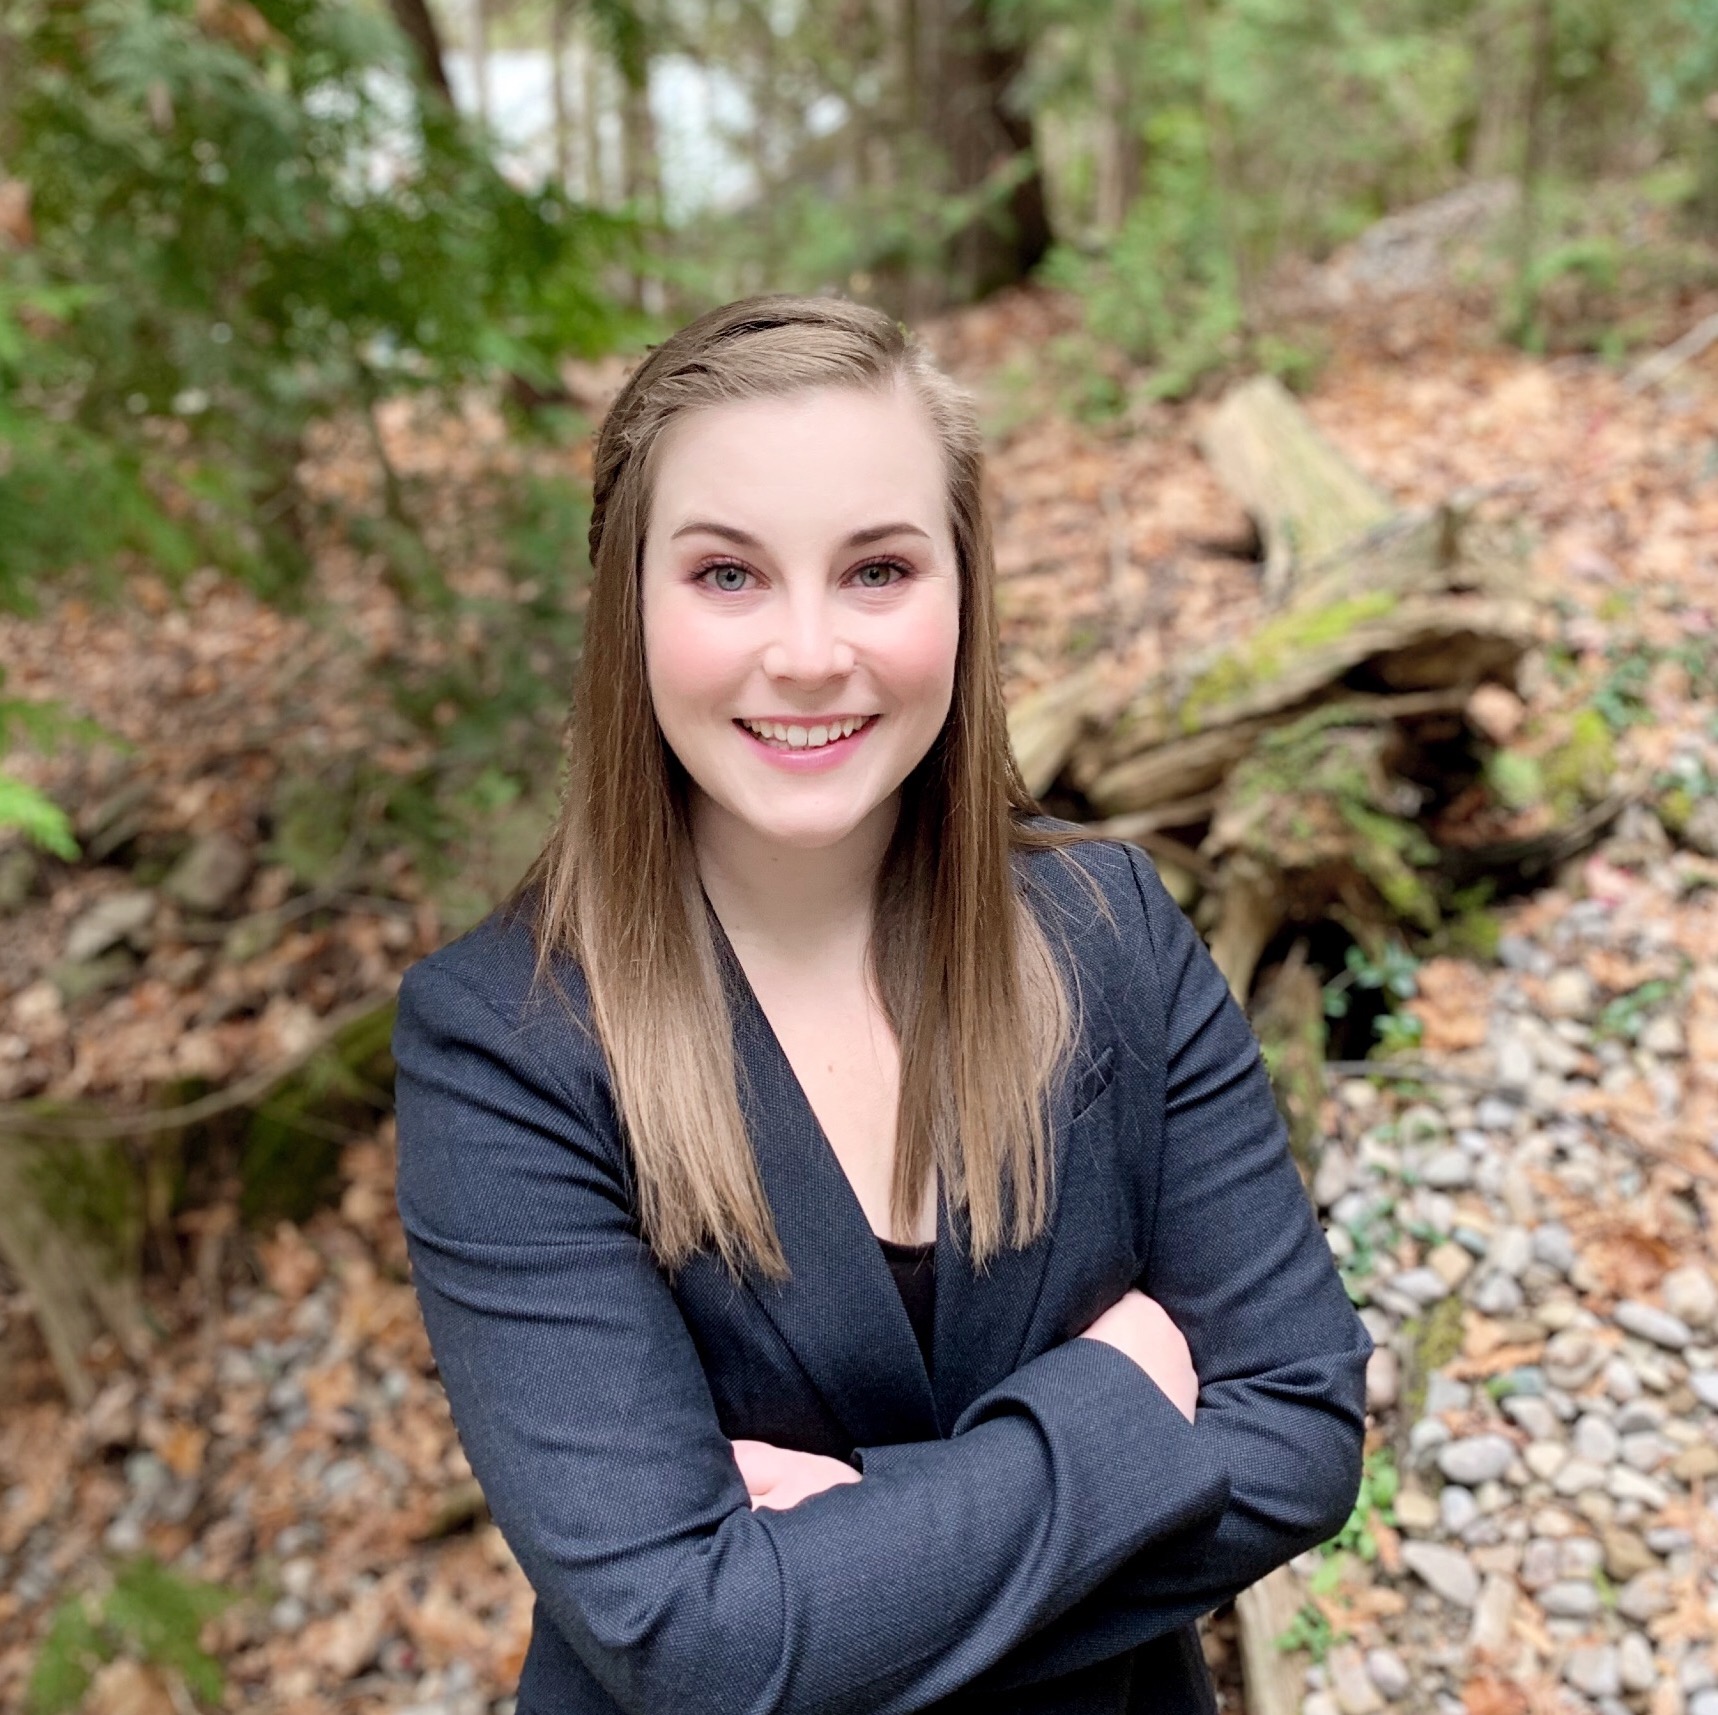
[[646, 384, 950, 541]]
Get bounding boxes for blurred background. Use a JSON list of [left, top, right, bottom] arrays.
[[3, 1, 1718, 1711]]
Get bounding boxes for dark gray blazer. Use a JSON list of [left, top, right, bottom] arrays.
[[391, 825, 1374, 1715]]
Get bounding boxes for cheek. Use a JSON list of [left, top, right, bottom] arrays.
[[643, 590, 737, 717], [878, 589, 962, 705]]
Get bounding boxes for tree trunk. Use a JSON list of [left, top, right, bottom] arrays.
[[385, 0, 454, 103], [1505, 0, 1557, 343], [551, 0, 573, 192], [921, 0, 1052, 304], [621, 63, 659, 216], [583, 25, 607, 202], [1094, 0, 1143, 235], [471, 0, 492, 127]]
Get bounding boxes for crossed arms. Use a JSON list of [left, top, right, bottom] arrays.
[[391, 844, 1372, 1715]]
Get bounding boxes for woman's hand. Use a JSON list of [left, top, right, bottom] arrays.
[[732, 1438, 863, 1510], [1076, 1288, 1199, 1424]]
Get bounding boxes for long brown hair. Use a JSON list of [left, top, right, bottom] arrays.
[[509, 294, 1111, 1283]]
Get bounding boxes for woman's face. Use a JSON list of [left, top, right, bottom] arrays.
[[640, 383, 962, 854]]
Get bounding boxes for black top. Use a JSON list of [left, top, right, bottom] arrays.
[[875, 1235, 936, 1376]]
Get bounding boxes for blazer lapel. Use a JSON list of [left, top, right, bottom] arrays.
[[703, 893, 1077, 1445], [929, 1177, 1057, 1435], [706, 902, 941, 1447]]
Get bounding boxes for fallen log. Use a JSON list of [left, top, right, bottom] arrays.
[[0, 992, 397, 1403], [1198, 375, 1393, 600], [1005, 374, 1587, 1003]]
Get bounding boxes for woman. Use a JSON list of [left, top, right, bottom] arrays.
[[391, 294, 1373, 1715]]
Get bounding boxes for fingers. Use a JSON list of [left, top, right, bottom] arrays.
[[731, 1441, 861, 1510]]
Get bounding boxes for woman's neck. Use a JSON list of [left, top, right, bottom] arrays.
[[691, 789, 898, 964]]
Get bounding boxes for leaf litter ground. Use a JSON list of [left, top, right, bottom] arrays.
[[2, 282, 1718, 1712]]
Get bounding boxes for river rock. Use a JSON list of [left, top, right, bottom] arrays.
[[1544, 1330, 1606, 1390], [1502, 1396, 1560, 1441], [1400, 1541, 1480, 1607], [1618, 1633, 1657, 1694], [1524, 1442, 1568, 1482], [64, 888, 156, 962], [1662, 1265, 1718, 1329], [1472, 1272, 1524, 1316], [1543, 968, 1595, 1018], [1393, 1488, 1439, 1534], [1551, 1456, 1607, 1496], [1541, 1579, 1601, 1617], [1365, 1649, 1412, 1701], [163, 830, 253, 914], [1564, 1646, 1621, 1700], [1614, 1301, 1693, 1349], [1532, 1224, 1577, 1275], [1420, 1148, 1473, 1190], [1617, 1571, 1675, 1623], [1313, 1149, 1355, 1209], [1439, 1436, 1515, 1487], [1327, 1645, 1384, 1715], [1468, 1572, 1516, 1654], [1573, 1414, 1619, 1464], [1366, 1347, 1400, 1413], [1440, 1486, 1479, 1535], [1602, 1528, 1659, 1581]]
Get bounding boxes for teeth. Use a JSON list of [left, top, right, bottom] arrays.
[[741, 715, 870, 748]]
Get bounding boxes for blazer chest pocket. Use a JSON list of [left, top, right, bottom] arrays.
[[1064, 1043, 1116, 1129], [1048, 1042, 1146, 1332]]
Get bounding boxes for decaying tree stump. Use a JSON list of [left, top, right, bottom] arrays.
[[1007, 374, 1595, 1003]]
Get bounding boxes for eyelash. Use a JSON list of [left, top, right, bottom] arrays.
[[692, 556, 913, 593]]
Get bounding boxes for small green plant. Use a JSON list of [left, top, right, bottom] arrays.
[[0, 666, 118, 859], [27, 1557, 236, 1715], [1324, 1447, 1400, 1564], [1275, 1600, 1336, 1662], [1335, 1194, 1399, 1305], [1591, 645, 1655, 733], [1595, 974, 1684, 1043], [1322, 940, 1420, 1020], [1324, 939, 1424, 1056]]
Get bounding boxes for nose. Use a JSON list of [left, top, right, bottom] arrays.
[[761, 584, 856, 683]]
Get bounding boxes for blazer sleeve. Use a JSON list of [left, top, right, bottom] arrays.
[[971, 842, 1375, 1694], [392, 955, 1233, 1715]]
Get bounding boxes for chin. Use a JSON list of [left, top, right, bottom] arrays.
[[722, 791, 882, 851]]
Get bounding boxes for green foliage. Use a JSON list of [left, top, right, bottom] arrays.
[[1542, 706, 1618, 812], [0, 664, 119, 858], [1486, 748, 1547, 813], [1027, 0, 1718, 373], [1334, 1189, 1399, 1305], [1324, 1445, 1400, 1564], [27, 1558, 236, 1714], [1595, 971, 1687, 1043], [1, 0, 633, 605], [1319, 941, 1429, 1058], [1275, 1599, 1336, 1662], [1322, 940, 1420, 1019], [1040, 108, 1244, 392]]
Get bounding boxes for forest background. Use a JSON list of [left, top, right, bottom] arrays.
[[4, 1, 1718, 1712]]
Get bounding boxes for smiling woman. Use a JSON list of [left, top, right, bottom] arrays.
[[390, 295, 1373, 1715]]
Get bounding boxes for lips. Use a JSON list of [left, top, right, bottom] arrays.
[[734, 714, 879, 751]]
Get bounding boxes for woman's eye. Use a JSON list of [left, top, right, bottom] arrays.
[[853, 560, 907, 588], [701, 563, 752, 592]]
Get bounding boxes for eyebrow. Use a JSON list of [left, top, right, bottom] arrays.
[[669, 520, 932, 548]]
